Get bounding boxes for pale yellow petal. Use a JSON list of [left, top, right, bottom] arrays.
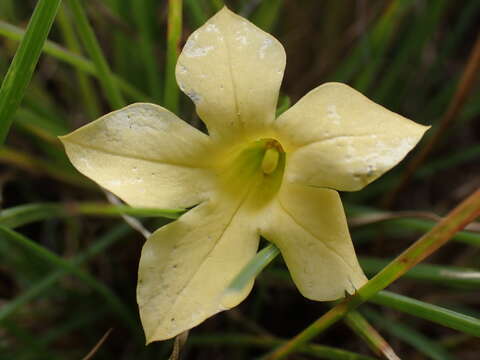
[[137, 198, 260, 342], [176, 7, 286, 142], [275, 82, 429, 191], [260, 182, 367, 301], [60, 103, 214, 208]]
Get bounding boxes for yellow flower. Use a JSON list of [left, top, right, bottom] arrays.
[[60, 7, 428, 343]]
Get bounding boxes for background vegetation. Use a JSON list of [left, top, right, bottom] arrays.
[[0, 0, 479, 359]]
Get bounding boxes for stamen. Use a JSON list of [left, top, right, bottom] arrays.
[[262, 147, 280, 175]]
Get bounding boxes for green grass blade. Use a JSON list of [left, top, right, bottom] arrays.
[[164, 0, 183, 113], [362, 308, 454, 360], [347, 204, 480, 247], [132, 1, 163, 102], [185, 0, 208, 28], [265, 188, 480, 359], [373, 0, 449, 103], [0, 20, 148, 101], [0, 225, 129, 324], [361, 257, 480, 288], [0, 0, 62, 145], [250, 0, 284, 32], [0, 146, 95, 189], [190, 333, 376, 360], [371, 291, 480, 337], [67, 0, 125, 109], [0, 202, 184, 228], [343, 311, 400, 360], [209, 0, 223, 12], [0, 225, 137, 331], [331, 0, 414, 84], [56, 5, 101, 119], [227, 243, 279, 293], [276, 94, 291, 116]]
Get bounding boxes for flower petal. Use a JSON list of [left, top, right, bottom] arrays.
[[275, 83, 429, 191], [60, 103, 214, 208], [137, 198, 260, 342], [261, 182, 367, 301], [176, 7, 286, 142]]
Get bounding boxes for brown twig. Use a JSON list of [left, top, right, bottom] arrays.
[[81, 328, 113, 360]]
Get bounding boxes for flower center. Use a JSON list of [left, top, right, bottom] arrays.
[[261, 140, 282, 175], [217, 138, 285, 209]]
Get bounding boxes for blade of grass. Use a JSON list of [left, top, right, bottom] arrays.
[[0, 146, 96, 189], [0, 225, 137, 332], [0, 0, 16, 22], [1, 319, 60, 360], [67, 0, 125, 109], [164, 0, 183, 113], [373, 0, 449, 103], [0, 225, 129, 326], [265, 188, 480, 359], [225, 250, 397, 359], [189, 333, 376, 360], [0, 20, 148, 101], [347, 204, 480, 247], [276, 94, 291, 116], [250, 0, 284, 32], [331, 0, 414, 83], [0, 202, 184, 229], [383, 33, 480, 207], [411, 0, 480, 112], [209, 0, 224, 12], [361, 308, 454, 360], [56, 5, 101, 119], [38, 308, 108, 347], [132, 1, 163, 102], [343, 311, 400, 360], [371, 290, 480, 336], [185, 0, 208, 28], [227, 243, 279, 293], [0, 0, 62, 145], [360, 257, 480, 289]]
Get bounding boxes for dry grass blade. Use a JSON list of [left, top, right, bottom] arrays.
[[344, 311, 401, 360], [383, 33, 480, 207], [81, 328, 113, 360], [349, 210, 480, 232], [169, 331, 189, 360]]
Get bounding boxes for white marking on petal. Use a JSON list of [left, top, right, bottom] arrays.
[[205, 23, 219, 32], [184, 39, 215, 58], [186, 90, 203, 104], [327, 104, 341, 125], [235, 35, 248, 45], [259, 38, 273, 59], [178, 65, 188, 74]]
